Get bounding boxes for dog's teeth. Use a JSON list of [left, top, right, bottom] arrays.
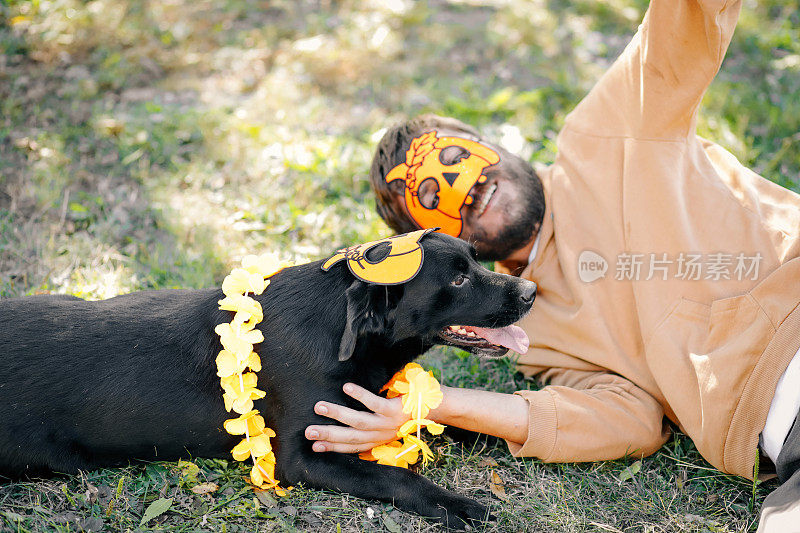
[[457, 328, 467, 334]]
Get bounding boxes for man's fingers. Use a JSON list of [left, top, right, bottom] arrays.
[[313, 401, 378, 430], [342, 383, 390, 415], [305, 425, 393, 446], [311, 441, 383, 454]]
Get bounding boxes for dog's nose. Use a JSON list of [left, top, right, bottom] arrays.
[[520, 281, 537, 304]]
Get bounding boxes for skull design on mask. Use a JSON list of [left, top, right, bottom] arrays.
[[321, 229, 438, 285], [384, 130, 500, 237]]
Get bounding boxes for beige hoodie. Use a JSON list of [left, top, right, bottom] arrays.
[[498, 0, 800, 480]]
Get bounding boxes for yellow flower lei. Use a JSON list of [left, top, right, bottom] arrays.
[[360, 363, 446, 469], [214, 253, 291, 494]]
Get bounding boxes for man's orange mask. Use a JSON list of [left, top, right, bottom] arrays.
[[321, 229, 437, 285], [384, 130, 500, 237]]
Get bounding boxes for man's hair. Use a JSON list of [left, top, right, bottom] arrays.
[[369, 114, 480, 233]]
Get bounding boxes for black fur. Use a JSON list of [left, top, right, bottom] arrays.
[[0, 233, 535, 529]]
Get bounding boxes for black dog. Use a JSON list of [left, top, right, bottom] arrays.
[[0, 233, 535, 529]]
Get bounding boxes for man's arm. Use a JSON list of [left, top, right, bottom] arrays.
[[305, 370, 668, 462], [565, 0, 743, 139], [304, 384, 529, 453], [508, 369, 669, 461], [431, 386, 530, 444]]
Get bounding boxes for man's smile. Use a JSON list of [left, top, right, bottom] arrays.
[[475, 181, 497, 217]]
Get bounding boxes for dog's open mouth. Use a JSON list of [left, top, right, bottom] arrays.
[[438, 324, 529, 357]]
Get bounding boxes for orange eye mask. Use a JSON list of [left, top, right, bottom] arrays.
[[384, 130, 500, 237], [321, 229, 437, 285]]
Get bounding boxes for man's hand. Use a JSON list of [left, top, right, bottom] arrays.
[[304, 383, 410, 453], [306, 383, 531, 453]]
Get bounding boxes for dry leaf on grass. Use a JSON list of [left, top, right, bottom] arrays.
[[478, 457, 499, 468], [190, 482, 219, 495], [85, 483, 99, 504], [489, 470, 508, 500]]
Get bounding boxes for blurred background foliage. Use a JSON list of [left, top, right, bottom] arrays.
[[0, 0, 799, 531], [1, 0, 797, 299]]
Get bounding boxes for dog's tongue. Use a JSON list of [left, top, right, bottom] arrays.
[[470, 325, 530, 354]]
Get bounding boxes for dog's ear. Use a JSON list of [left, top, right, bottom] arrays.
[[338, 280, 402, 362]]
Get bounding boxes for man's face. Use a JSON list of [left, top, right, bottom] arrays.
[[385, 131, 500, 237], [386, 128, 542, 261]]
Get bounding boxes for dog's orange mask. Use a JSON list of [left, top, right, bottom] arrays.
[[385, 131, 500, 237], [321, 229, 437, 285]]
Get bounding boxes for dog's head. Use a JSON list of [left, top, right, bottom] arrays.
[[331, 232, 536, 361]]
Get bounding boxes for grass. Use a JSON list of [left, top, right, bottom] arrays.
[[1, 0, 798, 530]]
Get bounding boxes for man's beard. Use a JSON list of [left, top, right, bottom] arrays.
[[467, 166, 544, 262]]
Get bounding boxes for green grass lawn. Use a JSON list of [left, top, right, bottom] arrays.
[[1, 0, 798, 530]]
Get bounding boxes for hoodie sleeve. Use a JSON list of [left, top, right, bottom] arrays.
[[563, 0, 742, 140], [507, 369, 670, 461]]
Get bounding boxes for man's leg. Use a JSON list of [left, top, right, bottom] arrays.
[[758, 411, 800, 532], [758, 469, 800, 532]]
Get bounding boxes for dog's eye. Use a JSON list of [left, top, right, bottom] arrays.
[[451, 274, 468, 287]]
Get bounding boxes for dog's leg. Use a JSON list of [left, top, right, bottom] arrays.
[[281, 452, 489, 530]]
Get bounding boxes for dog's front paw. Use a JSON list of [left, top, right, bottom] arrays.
[[435, 493, 492, 530]]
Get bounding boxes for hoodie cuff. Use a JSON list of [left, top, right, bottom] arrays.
[[505, 389, 558, 459]]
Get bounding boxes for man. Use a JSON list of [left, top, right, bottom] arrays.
[[304, 0, 800, 528]]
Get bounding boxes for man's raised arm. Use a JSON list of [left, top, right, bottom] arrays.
[[564, 0, 742, 140]]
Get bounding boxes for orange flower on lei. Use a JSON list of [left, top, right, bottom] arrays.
[[362, 362, 445, 469]]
